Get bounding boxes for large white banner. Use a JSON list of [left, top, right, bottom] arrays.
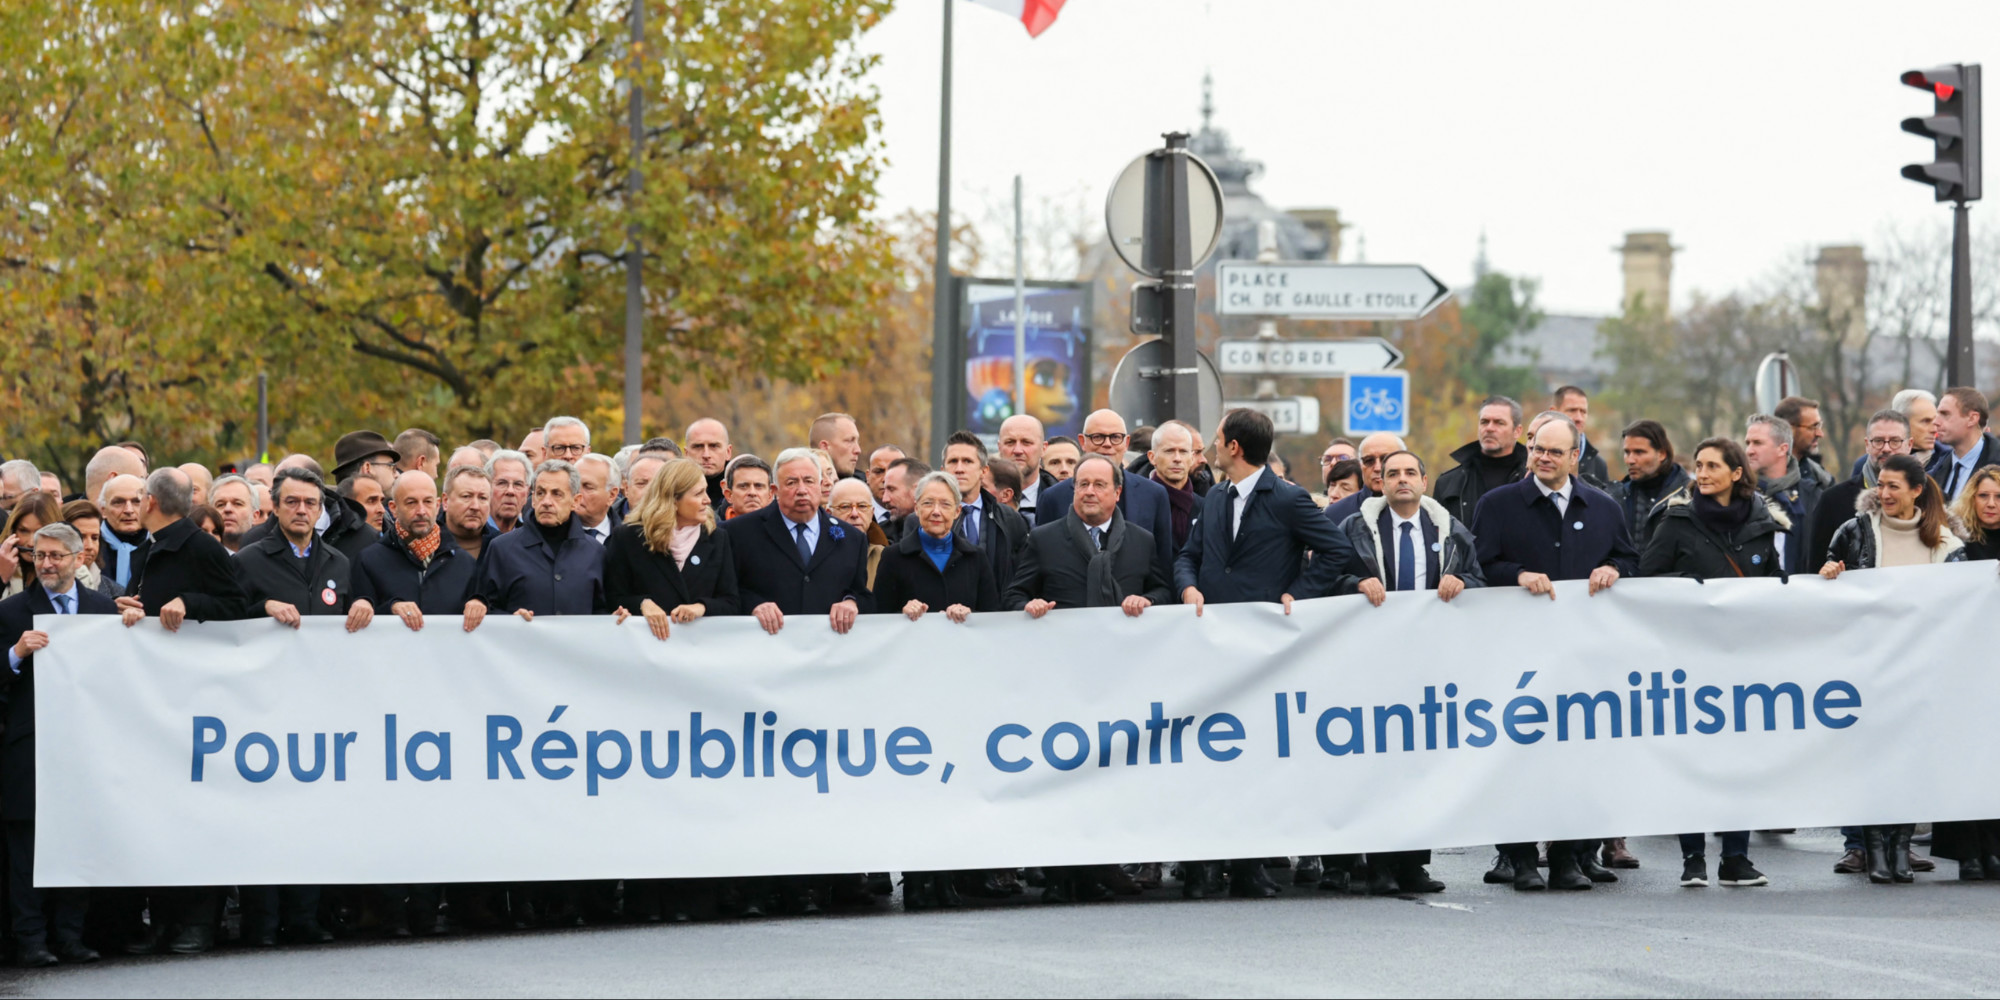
[[33, 562, 2000, 886]]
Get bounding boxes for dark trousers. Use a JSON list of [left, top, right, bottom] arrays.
[[240, 885, 319, 937], [6, 821, 88, 948], [1369, 849, 1432, 869], [1501, 840, 1587, 864], [1679, 831, 1749, 858]]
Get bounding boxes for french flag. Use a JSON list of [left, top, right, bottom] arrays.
[[966, 0, 1066, 38]]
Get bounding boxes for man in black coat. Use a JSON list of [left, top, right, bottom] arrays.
[[722, 449, 874, 636], [356, 471, 480, 630], [236, 466, 379, 567], [1927, 387, 2000, 502], [1172, 408, 1347, 901], [0, 523, 119, 966], [1471, 415, 1637, 894], [1605, 419, 1688, 551], [1433, 396, 1529, 525], [234, 468, 372, 635], [112, 467, 248, 956], [228, 467, 354, 946], [465, 460, 606, 628], [940, 431, 1029, 595], [1036, 410, 1177, 590], [1005, 455, 1171, 615]]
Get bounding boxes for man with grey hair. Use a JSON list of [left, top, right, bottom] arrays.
[[0, 460, 41, 513], [96, 473, 150, 590], [1873, 388, 1941, 473], [541, 416, 590, 465], [1, 522, 123, 966], [442, 465, 496, 561], [573, 453, 621, 545], [485, 449, 533, 534], [112, 467, 246, 955], [1812, 410, 1910, 597], [616, 450, 672, 520], [723, 447, 872, 639], [464, 459, 604, 632], [1745, 413, 1815, 573], [208, 474, 261, 553], [237, 454, 380, 566]]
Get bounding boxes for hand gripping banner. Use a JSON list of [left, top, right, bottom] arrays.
[[33, 562, 2000, 886]]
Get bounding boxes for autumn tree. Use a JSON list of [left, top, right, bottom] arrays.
[[0, 0, 896, 483]]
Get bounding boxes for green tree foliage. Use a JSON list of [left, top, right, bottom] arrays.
[[0, 0, 896, 484], [1455, 271, 1544, 403]]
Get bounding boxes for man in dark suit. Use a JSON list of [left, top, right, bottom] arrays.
[[358, 471, 481, 632], [997, 415, 1058, 520], [113, 467, 248, 956], [1035, 409, 1177, 590], [1, 523, 119, 966], [1471, 414, 1637, 894], [722, 448, 874, 637], [1928, 387, 2000, 502], [1172, 408, 1348, 901], [1005, 455, 1171, 616], [941, 431, 1029, 595], [465, 460, 606, 630]]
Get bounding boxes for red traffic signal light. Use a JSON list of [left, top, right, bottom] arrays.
[[1901, 63, 1981, 203]]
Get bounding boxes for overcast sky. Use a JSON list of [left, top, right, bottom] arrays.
[[859, 0, 2000, 315]]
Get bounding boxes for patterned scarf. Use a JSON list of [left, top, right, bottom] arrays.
[[402, 521, 442, 565]]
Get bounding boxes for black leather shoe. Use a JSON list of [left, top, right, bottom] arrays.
[[51, 941, 100, 964], [900, 873, 930, 912], [1293, 855, 1324, 885], [1549, 852, 1593, 891], [1097, 865, 1142, 896], [1960, 856, 1987, 881], [1865, 827, 1893, 884], [1128, 862, 1163, 890], [1396, 864, 1446, 893], [867, 872, 894, 896], [123, 924, 162, 956], [1366, 865, 1401, 896], [1512, 857, 1547, 891], [1227, 860, 1280, 898], [1074, 875, 1115, 903], [282, 920, 335, 945], [934, 873, 963, 908], [1484, 853, 1516, 884], [167, 924, 215, 955], [1891, 826, 1916, 883], [1022, 867, 1047, 888], [1576, 849, 1619, 884], [16, 945, 58, 968]]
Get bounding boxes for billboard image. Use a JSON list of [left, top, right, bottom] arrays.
[[959, 280, 1092, 440]]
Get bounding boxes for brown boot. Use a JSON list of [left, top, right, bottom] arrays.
[[1602, 838, 1640, 869]]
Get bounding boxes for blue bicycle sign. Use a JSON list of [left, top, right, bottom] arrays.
[[1343, 371, 1409, 435]]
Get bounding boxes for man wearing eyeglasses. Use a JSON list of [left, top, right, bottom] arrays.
[[1470, 413, 1636, 893], [1809, 409, 1911, 571], [1032, 409, 1176, 592], [332, 430, 403, 492]]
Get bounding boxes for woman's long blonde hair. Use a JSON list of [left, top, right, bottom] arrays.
[[1950, 464, 2000, 544], [636, 458, 712, 552]]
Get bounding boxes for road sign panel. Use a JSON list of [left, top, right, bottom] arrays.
[[1216, 338, 1403, 376], [1343, 371, 1409, 436], [1225, 396, 1321, 435], [1216, 263, 1450, 319], [1106, 152, 1225, 279]]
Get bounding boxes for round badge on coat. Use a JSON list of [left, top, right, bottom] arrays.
[[690, 555, 701, 566], [1573, 521, 1585, 531], [1430, 542, 1441, 552], [1751, 554, 1762, 565], [321, 587, 337, 606]]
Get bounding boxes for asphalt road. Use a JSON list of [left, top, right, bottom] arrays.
[[8, 830, 1998, 998]]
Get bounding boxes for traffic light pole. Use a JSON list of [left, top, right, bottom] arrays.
[[1950, 200, 1974, 387], [1143, 132, 1200, 426]]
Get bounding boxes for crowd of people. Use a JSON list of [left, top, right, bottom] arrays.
[[1, 383, 1996, 967]]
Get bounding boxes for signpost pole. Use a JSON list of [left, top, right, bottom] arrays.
[[1013, 175, 1027, 417], [928, 0, 955, 462]]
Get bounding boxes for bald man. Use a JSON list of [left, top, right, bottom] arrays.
[[1033, 409, 1177, 591], [83, 446, 146, 516], [997, 415, 1055, 518], [685, 418, 734, 510], [176, 463, 213, 507]]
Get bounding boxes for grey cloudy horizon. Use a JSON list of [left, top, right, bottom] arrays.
[[859, 0, 2000, 316]]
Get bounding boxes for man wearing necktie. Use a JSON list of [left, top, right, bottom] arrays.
[[1471, 414, 1637, 893], [1926, 387, 1999, 501], [1327, 450, 1486, 896], [0, 523, 122, 967], [940, 431, 1028, 596], [1173, 409, 1348, 900]]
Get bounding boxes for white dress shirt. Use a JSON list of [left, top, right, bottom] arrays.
[[1533, 475, 1572, 517], [1228, 466, 1265, 538]]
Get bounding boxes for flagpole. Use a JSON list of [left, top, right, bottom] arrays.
[[928, 0, 955, 463]]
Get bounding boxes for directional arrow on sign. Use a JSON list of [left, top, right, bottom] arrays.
[[1216, 338, 1405, 377], [1215, 262, 1451, 320]]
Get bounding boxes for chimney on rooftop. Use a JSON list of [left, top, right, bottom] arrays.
[[1618, 231, 1676, 315]]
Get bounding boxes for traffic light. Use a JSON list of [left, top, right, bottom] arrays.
[[1901, 64, 1982, 202]]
